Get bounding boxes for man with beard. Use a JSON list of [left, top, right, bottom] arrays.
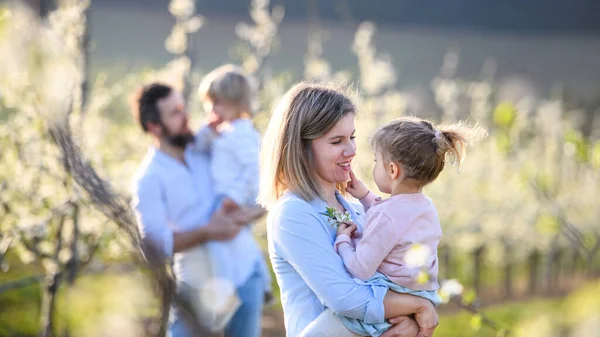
[[130, 83, 264, 336]]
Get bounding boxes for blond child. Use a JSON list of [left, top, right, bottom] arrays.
[[301, 117, 485, 337], [186, 65, 270, 337]]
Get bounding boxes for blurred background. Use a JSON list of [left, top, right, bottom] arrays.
[[1, 0, 599, 336]]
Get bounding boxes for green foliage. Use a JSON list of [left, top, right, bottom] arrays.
[[469, 313, 482, 331], [493, 102, 517, 129], [535, 213, 561, 236], [564, 128, 590, 162]]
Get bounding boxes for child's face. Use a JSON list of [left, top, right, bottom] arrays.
[[373, 151, 393, 194], [204, 99, 243, 122]]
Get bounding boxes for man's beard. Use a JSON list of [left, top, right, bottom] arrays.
[[161, 123, 194, 149], [165, 133, 194, 148]]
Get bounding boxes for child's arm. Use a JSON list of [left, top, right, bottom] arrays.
[[193, 124, 219, 153], [346, 170, 379, 212], [335, 212, 408, 281]]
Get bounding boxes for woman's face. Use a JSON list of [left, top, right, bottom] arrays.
[[310, 113, 357, 188]]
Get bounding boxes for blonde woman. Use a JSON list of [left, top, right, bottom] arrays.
[[259, 83, 438, 337]]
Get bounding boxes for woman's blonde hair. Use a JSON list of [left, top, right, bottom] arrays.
[[371, 116, 487, 187], [258, 82, 356, 207], [198, 64, 256, 115]]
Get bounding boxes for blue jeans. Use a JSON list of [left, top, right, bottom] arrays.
[[225, 263, 264, 337], [169, 263, 264, 337]]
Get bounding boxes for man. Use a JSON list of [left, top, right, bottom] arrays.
[[130, 83, 264, 336]]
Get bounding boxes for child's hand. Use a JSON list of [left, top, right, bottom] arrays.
[[346, 169, 369, 200], [336, 221, 357, 238], [206, 111, 224, 134]]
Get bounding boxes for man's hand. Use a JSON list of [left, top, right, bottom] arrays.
[[380, 316, 419, 337], [202, 201, 244, 241], [345, 169, 369, 200], [413, 301, 438, 337], [230, 205, 267, 225], [172, 201, 243, 252], [196, 198, 267, 243]]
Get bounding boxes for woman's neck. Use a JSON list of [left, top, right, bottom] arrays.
[[320, 182, 344, 211]]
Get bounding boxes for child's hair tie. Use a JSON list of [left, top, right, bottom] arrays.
[[434, 130, 443, 140]]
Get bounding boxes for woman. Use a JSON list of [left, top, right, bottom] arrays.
[[258, 83, 438, 337]]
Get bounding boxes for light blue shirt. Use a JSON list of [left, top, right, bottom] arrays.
[[267, 191, 388, 337], [194, 122, 264, 287], [211, 119, 260, 206], [210, 120, 263, 286], [131, 146, 261, 286]]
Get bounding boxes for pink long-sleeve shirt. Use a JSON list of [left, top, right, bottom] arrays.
[[335, 191, 442, 291]]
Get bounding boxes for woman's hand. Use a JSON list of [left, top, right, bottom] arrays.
[[383, 292, 438, 337], [345, 169, 369, 200], [380, 316, 419, 337], [336, 221, 357, 237], [413, 300, 438, 337]]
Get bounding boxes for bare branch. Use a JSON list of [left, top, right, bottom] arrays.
[[20, 236, 52, 260], [48, 116, 177, 337], [78, 228, 105, 270], [0, 235, 12, 256]]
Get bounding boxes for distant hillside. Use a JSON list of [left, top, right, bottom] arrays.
[[20, 0, 600, 100], [91, 0, 600, 34]]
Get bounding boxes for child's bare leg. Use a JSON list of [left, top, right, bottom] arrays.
[[300, 308, 363, 337]]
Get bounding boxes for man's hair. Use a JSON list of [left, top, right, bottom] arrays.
[[131, 83, 173, 132]]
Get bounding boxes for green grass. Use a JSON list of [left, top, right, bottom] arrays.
[[1, 251, 597, 337], [0, 255, 43, 336], [0, 282, 41, 336], [0, 258, 157, 337], [436, 299, 563, 337], [0, 273, 566, 337]]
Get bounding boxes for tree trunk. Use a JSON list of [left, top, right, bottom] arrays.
[[40, 273, 61, 337], [472, 246, 485, 294], [543, 241, 559, 294], [587, 235, 600, 278], [528, 250, 540, 295], [63, 205, 80, 337], [503, 244, 513, 299], [568, 247, 579, 287], [440, 245, 451, 280], [38, 0, 55, 18], [66, 205, 79, 285], [551, 248, 563, 291]]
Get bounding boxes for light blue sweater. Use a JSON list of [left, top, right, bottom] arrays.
[[267, 191, 388, 337]]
